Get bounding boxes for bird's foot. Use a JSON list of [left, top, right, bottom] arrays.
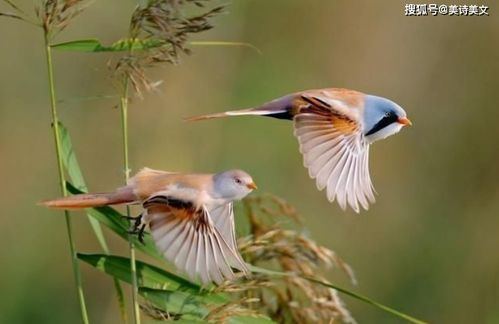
[[123, 214, 146, 245]]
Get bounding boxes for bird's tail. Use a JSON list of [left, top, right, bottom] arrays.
[[184, 108, 275, 121], [39, 187, 136, 209], [185, 94, 295, 122]]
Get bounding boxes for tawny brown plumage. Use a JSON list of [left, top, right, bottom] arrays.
[[187, 88, 411, 212], [40, 167, 257, 284], [40, 188, 136, 209]]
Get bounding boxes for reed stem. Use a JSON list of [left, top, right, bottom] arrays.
[[43, 32, 89, 324], [120, 76, 141, 324]]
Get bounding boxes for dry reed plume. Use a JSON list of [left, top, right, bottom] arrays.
[[212, 194, 357, 324], [112, 0, 224, 96]]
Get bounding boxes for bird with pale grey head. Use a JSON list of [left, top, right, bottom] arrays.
[[40, 167, 257, 285], [187, 88, 412, 213]]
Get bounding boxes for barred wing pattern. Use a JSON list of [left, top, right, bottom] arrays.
[[144, 195, 249, 284]]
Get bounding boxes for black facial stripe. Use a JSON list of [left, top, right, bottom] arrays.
[[365, 112, 399, 136]]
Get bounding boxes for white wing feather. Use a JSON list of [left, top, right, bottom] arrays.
[[145, 198, 249, 285], [294, 113, 375, 212]]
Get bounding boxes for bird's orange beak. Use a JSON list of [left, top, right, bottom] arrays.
[[398, 117, 412, 126], [246, 182, 258, 190]]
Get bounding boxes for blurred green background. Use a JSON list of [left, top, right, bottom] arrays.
[[1, 1, 498, 323]]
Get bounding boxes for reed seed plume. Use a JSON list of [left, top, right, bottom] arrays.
[[111, 0, 224, 96], [214, 194, 357, 323], [139, 194, 356, 323], [35, 0, 92, 37], [205, 297, 265, 323]]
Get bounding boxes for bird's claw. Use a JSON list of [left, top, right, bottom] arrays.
[[123, 214, 146, 245]]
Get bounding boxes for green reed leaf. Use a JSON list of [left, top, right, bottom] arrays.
[[59, 122, 109, 252], [77, 253, 224, 304], [51, 38, 261, 54], [303, 276, 428, 324], [190, 41, 262, 55], [58, 122, 128, 321], [51, 38, 163, 52], [78, 254, 274, 323], [50, 39, 107, 52]]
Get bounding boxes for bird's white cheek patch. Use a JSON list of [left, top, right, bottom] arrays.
[[366, 123, 403, 143]]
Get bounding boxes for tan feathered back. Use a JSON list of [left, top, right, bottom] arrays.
[[40, 168, 213, 209], [129, 168, 213, 201], [128, 168, 176, 200]]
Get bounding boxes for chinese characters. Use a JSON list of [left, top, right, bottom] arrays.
[[404, 4, 489, 16]]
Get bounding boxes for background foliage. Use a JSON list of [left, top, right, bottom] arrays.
[[0, 0, 498, 323]]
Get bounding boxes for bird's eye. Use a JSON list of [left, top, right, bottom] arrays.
[[234, 178, 242, 184]]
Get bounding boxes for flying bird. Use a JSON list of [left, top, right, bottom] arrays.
[[186, 88, 411, 212], [41, 168, 258, 285]]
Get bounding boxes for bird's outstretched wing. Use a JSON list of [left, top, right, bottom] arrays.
[[143, 195, 249, 285], [209, 203, 242, 257], [294, 93, 376, 212]]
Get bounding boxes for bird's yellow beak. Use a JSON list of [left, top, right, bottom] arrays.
[[246, 182, 258, 190], [398, 117, 412, 126]]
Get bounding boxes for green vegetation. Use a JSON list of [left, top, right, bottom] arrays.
[[4, 1, 472, 323]]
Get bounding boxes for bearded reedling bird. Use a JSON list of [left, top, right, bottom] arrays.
[[41, 168, 258, 285], [186, 88, 412, 213]]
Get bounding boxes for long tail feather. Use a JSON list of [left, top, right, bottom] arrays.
[[40, 188, 136, 209], [184, 108, 278, 122], [185, 94, 296, 122]]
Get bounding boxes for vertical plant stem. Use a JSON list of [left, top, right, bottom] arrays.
[[120, 77, 141, 324], [43, 32, 89, 324]]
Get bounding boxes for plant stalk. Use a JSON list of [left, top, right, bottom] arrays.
[[43, 33, 89, 324], [120, 77, 141, 324]]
